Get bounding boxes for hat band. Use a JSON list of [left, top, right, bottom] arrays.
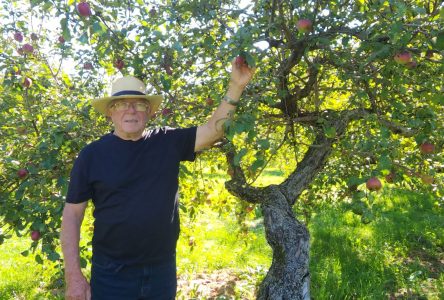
[[112, 90, 146, 97]]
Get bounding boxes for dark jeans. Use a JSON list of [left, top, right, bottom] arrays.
[[90, 254, 177, 300]]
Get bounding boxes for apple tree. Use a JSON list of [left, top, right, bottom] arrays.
[[1, 0, 444, 299]]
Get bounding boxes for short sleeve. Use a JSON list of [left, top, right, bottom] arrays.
[[66, 151, 92, 203], [178, 126, 197, 162]]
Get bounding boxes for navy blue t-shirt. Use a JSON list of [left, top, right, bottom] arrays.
[[66, 126, 197, 265]]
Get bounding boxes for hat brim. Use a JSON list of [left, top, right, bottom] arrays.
[[91, 95, 163, 117]]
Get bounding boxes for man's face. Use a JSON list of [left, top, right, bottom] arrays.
[[107, 98, 151, 139]]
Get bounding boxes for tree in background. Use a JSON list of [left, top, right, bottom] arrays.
[[0, 0, 443, 299]]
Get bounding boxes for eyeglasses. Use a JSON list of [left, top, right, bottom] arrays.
[[111, 101, 150, 112]]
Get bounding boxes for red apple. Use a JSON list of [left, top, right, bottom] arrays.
[[14, 31, 23, 42], [58, 36, 65, 44], [114, 59, 124, 70], [296, 19, 313, 33], [394, 52, 412, 64], [77, 2, 92, 17], [420, 174, 434, 185], [31, 230, 41, 241], [17, 168, 29, 178], [164, 65, 173, 75], [83, 62, 93, 70], [235, 55, 246, 67], [366, 177, 382, 191], [405, 61, 417, 69], [161, 108, 171, 116], [205, 97, 214, 106], [425, 50, 434, 59], [149, 7, 156, 17], [385, 172, 395, 183], [419, 142, 434, 154], [30, 33, 39, 41], [22, 43, 34, 54], [23, 77, 32, 88]]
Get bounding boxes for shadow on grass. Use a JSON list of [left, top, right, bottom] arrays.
[[309, 188, 444, 299]]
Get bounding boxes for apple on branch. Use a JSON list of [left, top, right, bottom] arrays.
[[22, 43, 34, 54], [114, 59, 125, 70], [366, 177, 382, 191], [31, 230, 41, 241], [296, 19, 313, 33], [14, 31, 23, 42], [23, 77, 32, 88], [17, 168, 29, 179], [394, 51, 412, 65], [419, 142, 434, 154], [77, 1, 92, 17]]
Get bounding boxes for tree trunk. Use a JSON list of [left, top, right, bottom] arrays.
[[257, 186, 310, 300]]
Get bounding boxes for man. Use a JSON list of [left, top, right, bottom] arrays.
[[60, 57, 255, 300]]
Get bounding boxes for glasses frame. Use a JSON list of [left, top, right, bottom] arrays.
[[110, 100, 150, 112]]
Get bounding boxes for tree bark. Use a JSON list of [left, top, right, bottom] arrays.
[[257, 186, 310, 300]]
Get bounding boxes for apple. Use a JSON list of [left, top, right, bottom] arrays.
[[161, 108, 171, 116], [83, 62, 93, 70], [235, 55, 246, 67], [17, 168, 29, 178], [31, 230, 41, 241], [205, 97, 214, 106], [22, 43, 34, 54], [419, 142, 434, 154], [149, 7, 156, 17], [366, 177, 382, 191], [394, 51, 412, 64], [425, 50, 434, 59], [164, 65, 173, 75], [420, 174, 434, 185], [77, 2, 92, 17], [14, 31, 23, 42], [114, 59, 124, 70], [30, 33, 38, 41], [16, 126, 27, 135], [385, 172, 395, 183], [405, 61, 417, 69], [58, 36, 65, 44], [23, 77, 32, 88], [296, 19, 313, 33]]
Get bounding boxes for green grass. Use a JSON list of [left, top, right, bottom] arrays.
[[310, 188, 444, 299], [1, 187, 443, 299]]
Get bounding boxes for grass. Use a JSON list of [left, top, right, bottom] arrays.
[[310, 188, 444, 299], [1, 186, 443, 299]]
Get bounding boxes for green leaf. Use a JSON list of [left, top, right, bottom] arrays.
[[160, 75, 171, 92], [257, 139, 270, 150], [234, 148, 248, 166], [324, 126, 336, 138], [35, 254, 44, 264], [251, 158, 265, 172], [433, 32, 444, 51], [430, 94, 444, 105], [79, 32, 89, 44], [378, 155, 392, 171]]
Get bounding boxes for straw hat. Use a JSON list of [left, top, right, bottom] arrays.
[[91, 76, 163, 116]]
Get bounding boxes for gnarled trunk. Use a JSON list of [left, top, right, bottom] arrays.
[[257, 186, 310, 300]]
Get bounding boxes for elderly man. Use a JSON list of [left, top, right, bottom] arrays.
[[60, 57, 255, 300]]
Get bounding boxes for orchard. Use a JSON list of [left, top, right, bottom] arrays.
[[1, 1, 443, 299]]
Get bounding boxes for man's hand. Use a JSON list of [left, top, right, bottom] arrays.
[[65, 273, 91, 300], [229, 56, 256, 92]]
